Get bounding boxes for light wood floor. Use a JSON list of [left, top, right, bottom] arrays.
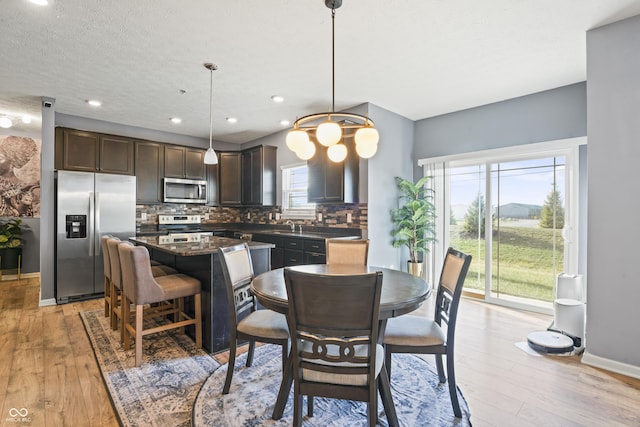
[[1, 277, 639, 426]]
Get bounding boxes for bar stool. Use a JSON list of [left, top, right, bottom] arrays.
[[101, 235, 114, 321], [107, 238, 178, 341], [118, 242, 202, 367]]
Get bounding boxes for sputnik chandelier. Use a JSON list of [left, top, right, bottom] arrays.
[[286, 0, 379, 162]]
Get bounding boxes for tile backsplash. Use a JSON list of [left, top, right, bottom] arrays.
[[137, 203, 367, 231]]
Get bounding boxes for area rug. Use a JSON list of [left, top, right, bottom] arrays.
[[80, 309, 220, 427], [193, 344, 472, 426]]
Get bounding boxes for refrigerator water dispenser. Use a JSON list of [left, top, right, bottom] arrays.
[[66, 215, 87, 239]]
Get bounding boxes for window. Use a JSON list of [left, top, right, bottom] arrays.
[[420, 138, 583, 314], [281, 164, 316, 219]]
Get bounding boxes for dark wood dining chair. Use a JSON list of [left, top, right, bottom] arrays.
[[325, 238, 370, 265], [383, 247, 471, 417], [218, 242, 289, 394], [284, 268, 398, 427]]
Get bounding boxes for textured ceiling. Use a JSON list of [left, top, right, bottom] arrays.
[[1, 0, 640, 144]]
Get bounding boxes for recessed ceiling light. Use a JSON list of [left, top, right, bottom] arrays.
[[0, 117, 13, 129], [87, 100, 102, 107], [170, 117, 182, 124], [226, 117, 237, 123], [22, 115, 32, 124], [271, 95, 284, 103], [29, 0, 49, 5], [280, 120, 290, 126]]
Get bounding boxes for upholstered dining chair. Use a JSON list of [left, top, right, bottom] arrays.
[[118, 242, 202, 367], [325, 238, 370, 265], [107, 239, 178, 341], [218, 242, 289, 394], [101, 235, 114, 322], [383, 247, 472, 418], [284, 268, 398, 427]]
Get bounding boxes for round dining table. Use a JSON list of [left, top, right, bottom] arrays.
[[250, 264, 430, 421]]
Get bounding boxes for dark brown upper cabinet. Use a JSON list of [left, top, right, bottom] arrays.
[[206, 162, 219, 206], [55, 127, 134, 175], [241, 145, 277, 206], [134, 140, 164, 203], [164, 145, 206, 180], [218, 151, 242, 205], [307, 135, 358, 204]]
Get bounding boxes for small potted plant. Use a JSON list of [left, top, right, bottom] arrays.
[[390, 176, 436, 277], [0, 218, 25, 276]]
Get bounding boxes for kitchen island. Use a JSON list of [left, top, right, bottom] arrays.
[[130, 235, 274, 353]]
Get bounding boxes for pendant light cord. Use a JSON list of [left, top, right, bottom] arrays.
[[209, 68, 214, 149], [331, 7, 336, 113]]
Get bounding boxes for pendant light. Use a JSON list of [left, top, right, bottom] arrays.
[[203, 63, 219, 165], [285, 0, 379, 162]]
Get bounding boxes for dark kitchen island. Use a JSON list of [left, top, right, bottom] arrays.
[[130, 235, 274, 354]]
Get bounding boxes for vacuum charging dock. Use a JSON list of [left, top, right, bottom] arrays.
[[527, 274, 585, 354]]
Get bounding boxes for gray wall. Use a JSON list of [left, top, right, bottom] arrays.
[[585, 14, 640, 369], [414, 82, 587, 179], [0, 126, 42, 275], [366, 103, 415, 270]]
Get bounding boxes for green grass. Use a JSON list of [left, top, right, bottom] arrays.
[[450, 222, 564, 302]]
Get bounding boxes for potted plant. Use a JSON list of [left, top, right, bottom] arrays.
[[0, 218, 25, 277], [390, 176, 436, 278]]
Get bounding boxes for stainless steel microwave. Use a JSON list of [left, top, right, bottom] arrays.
[[163, 177, 207, 204]]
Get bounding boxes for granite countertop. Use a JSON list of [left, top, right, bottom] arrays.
[[130, 235, 274, 256]]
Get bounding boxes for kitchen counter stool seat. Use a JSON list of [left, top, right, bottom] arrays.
[[118, 242, 202, 367]]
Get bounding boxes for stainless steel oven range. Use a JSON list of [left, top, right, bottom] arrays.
[[157, 214, 213, 244]]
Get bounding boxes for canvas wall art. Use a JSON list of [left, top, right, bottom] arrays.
[[0, 135, 41, 217]]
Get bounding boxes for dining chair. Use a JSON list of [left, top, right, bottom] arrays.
[[218, 242, 289, 394], [118, 242, 202, 367], [284, 268, 398, 427], [383, 247, 471, 418], [325, 238, 370, 265]]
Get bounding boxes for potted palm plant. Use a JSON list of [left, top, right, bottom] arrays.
[[390, 176, 436, 278], [0, 218, 25, 277]]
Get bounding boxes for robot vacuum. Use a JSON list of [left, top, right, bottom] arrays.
[[527, 329, 577, 354]]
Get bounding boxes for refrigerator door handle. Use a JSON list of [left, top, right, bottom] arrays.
[[89, 191, 95, 256], [95, 191, 101, 255]]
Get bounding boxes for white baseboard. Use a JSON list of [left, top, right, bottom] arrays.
[[39, 298, 57, 307], [582, 350, 640, 380]]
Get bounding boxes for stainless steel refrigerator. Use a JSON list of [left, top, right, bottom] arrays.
[[55, 170, 136, 303]]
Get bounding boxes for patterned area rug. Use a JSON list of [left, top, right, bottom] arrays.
[[193, 344, 472, 426], [80, 309, 220, 427]]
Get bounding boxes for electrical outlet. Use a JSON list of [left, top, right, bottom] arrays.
[[141, 212, 147, 221], [347, 213, 352, 223], [317, 213, 322, 221], [204, 213, 210, 220]]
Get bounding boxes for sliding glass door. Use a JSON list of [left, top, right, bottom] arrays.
[[425, 141, 580, 313]]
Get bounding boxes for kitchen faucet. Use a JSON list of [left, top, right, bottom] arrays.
[[285, 220, 295, 233]]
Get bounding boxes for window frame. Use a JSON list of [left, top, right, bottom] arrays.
[[419, 137, 584, 314], [281, 162, 316, 220]]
